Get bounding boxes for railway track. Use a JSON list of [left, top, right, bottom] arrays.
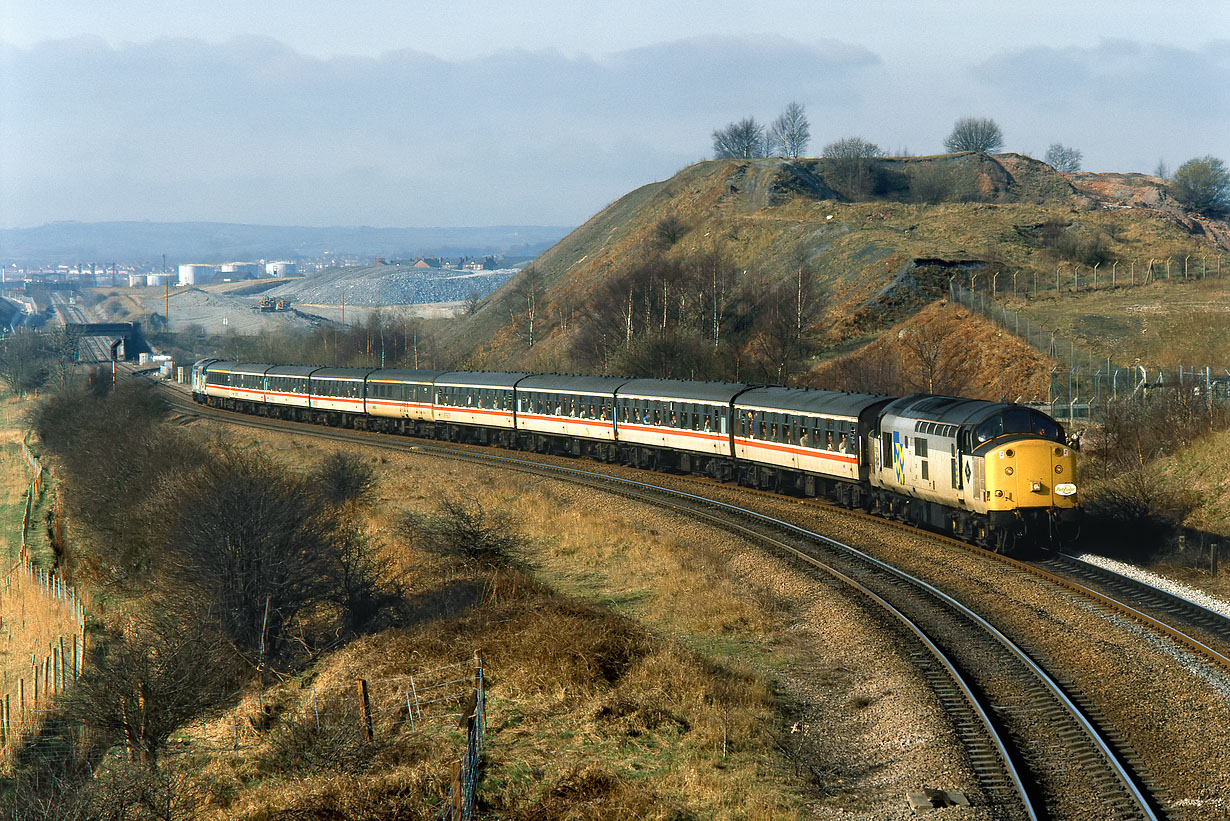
[[161, 387, 1181, 819]]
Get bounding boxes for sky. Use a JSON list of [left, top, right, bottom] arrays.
[[1, 1, 1227, 229]]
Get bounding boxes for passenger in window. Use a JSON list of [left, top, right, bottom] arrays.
[[800, 429, 809, 446], [839, 434, 849, 453], [826, 432, 835, 450]]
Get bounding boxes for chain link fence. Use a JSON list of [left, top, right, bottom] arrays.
[[950, 280, 1229, 421]]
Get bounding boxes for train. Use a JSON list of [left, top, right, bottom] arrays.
[[191, 359, 1079, 552]]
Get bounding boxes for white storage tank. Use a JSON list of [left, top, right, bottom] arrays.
[[265, 261, 298, 278], [178, 264, 215, 286], [146, 274, 173, 288], [220, 262, 261, 280], [127, 274, 146, 287]]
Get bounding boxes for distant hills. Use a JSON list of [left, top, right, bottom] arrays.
[[0, 221, 573, 266]]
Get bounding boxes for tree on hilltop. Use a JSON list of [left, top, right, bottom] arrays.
[[1045, 143, 1082, 174], [822, 136, 883, 160], [768, 102, 810, 158], [822, 136, 884, 198], [1171, 156, 1230, 216], [713, 117, 767, 159], [944, 117, 1004, 153]]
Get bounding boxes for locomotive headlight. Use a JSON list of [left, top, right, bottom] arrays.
[[1055, 465, 1063, 474], [1055, 483, 1077, 496], [1005, 466, 1014, 475], [1031, 481, 1044, 493]]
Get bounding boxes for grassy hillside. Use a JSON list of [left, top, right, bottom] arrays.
[[442, 153, 1227, 398]]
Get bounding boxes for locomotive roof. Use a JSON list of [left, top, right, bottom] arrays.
[[311, 367, 376, 381], [436, 370, 533, 389], [366, 368, 449, 383], [735, 386, 892, 419], [882, 394, 1017, 426], [615, 378, 751, 404], [517, 374, 631, 394]]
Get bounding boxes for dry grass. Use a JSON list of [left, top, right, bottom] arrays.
[[0, 390, 80, 757], [173, 421, 808, 818], [0, 569, 79, 696], [1000, 276, 1230, 367]]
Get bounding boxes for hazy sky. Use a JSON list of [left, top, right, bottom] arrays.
[[2, 1, 1227, 228]]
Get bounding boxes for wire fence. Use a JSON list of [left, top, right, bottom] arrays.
[[950, 281, 1230, 421], [2, 443, 87, 766], [954, 254, 1229, 299]]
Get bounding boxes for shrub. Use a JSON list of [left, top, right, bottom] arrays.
[[401, 498, 525, 567], [314, 450, 378, 507]]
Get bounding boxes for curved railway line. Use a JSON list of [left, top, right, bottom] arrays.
[[148, 383, 1230, 818]]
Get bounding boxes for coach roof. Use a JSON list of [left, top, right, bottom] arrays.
[[436, 371, 532, 390], [517, 374, 631, 394], [736, 386, 892, 419], [615, 378, 752, 404]]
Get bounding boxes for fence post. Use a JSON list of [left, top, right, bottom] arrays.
[[357, 679, 374, 742]]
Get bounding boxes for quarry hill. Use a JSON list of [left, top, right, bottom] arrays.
[[444, 152, 1228, 398]]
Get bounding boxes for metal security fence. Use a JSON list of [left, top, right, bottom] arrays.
[[950, 281, 1124, 375], [954, 255, 1229, 299], [950, 281, 1229, 422]]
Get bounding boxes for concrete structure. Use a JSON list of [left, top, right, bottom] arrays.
[[178, 264, 215, 286], [265, 261, 297, 278]]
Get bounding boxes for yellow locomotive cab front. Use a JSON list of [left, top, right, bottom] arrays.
[[983, 439, 1078, 512]]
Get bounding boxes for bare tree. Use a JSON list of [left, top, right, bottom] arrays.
[[0, 329, 49, 397], [898, 311, 969, 395], [746, 245, 827, 383], [712, 117, 767, 159], [768, 102, 810, 158], [943, 117, 1004, 153], [823, 136, 884, 198], [1045, 143, 1082, 174], [157, 446, 377, 668], [69, 612, 240, 767], [508, 266, 542, 348], [822, 136, 883, 160]]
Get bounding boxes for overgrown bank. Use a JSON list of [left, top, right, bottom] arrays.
[[5, 383, 811, 819]]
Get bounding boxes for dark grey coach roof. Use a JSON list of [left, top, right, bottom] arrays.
[[366, 369, 448, 384], [615, 378, 751, 404], [736, 386, 893, 419], [436, 371, 533, 389], [311, 367, 376, 381], [517, 374, 631, 394], [265, 365, 318, 378], [206, 361, 273, 376]]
